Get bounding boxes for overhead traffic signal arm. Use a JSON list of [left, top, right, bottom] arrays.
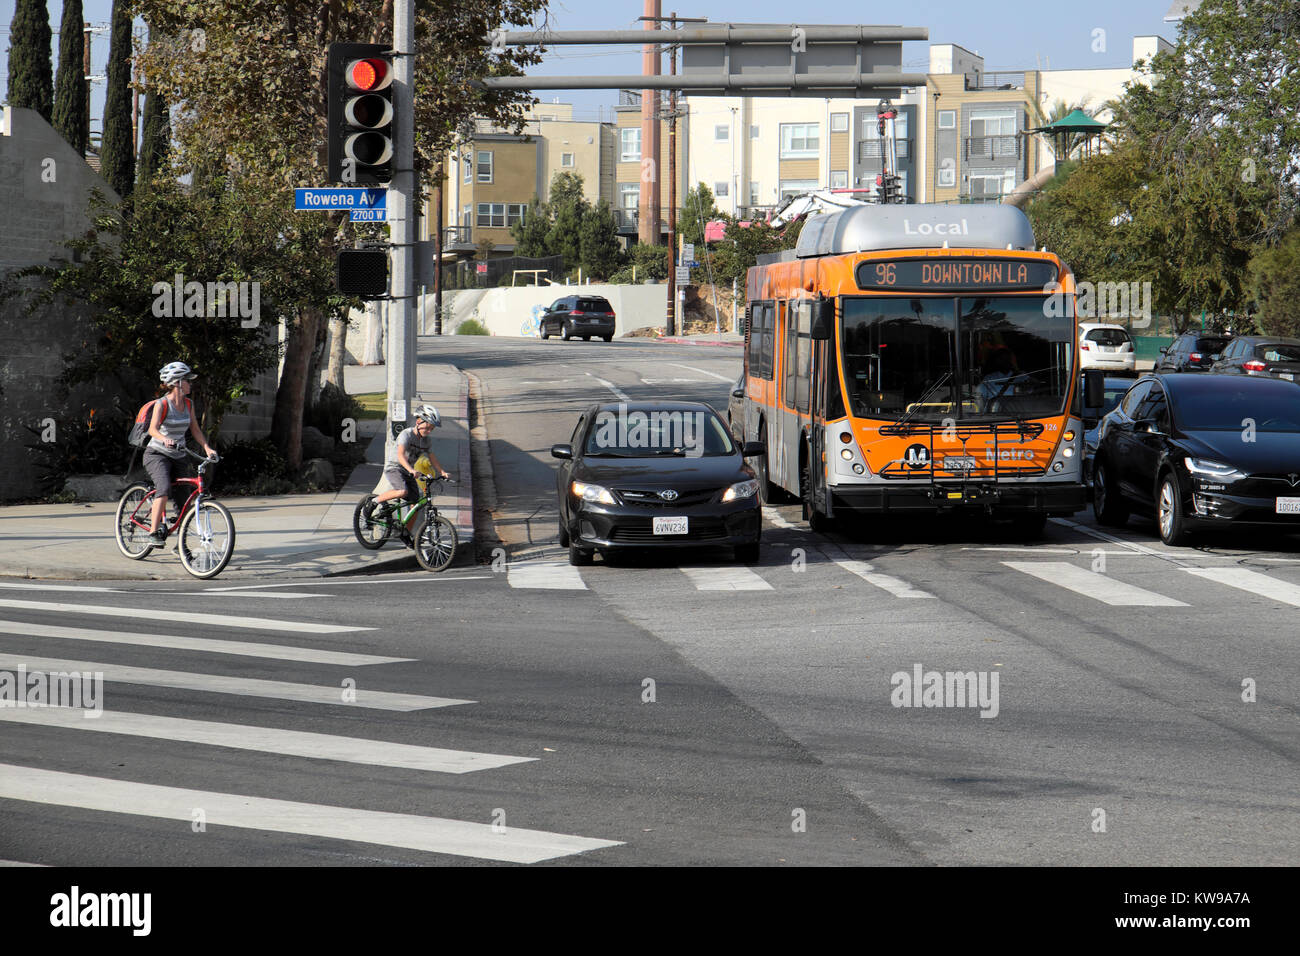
[[327, 42, 396, 184]]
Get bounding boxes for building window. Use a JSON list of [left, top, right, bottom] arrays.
[[749, 181, 760, 206], [779, 179, 819, 200], [970, 110, 1017, 137], [715, 125, 729, 142], [507, 203, 527, 227], [831, 112, 849, 133], [829, 170, 848, 189], [620, 127, 641, 163], [476, 203, 506, 227], [864, 112, 909, 138], [779, 123, 819, 158], [750, 124, 760, 139], [463, 153, 471, 183], [476, 150, 493, 183], [463, 209, 472, 229], [938, 110, 956, 129], [561, 152, 575, 167], [619, 183, 639, 209], [968, 168, 1016, 198], [714, 181, 729, 198], [937, 159, 957, 188]]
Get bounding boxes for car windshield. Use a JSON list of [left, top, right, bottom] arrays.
[[577, 298, 612, 312], [1174, 383, 1300, 432], [1258, 344, 1300, 362], [840, 295, 1073, 422], [1086, 328, 1129, 346], [584, 407, 736, 457]]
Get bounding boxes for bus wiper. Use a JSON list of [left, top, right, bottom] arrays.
[[895, 372, 952, 434]]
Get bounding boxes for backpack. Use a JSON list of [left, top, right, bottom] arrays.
[[127, 399, 160, 450]]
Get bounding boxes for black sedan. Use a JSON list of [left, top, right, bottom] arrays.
[[1208, 335, 1300, 382], [1092, 373, 1300, 545], [552, 401, 765, 565]]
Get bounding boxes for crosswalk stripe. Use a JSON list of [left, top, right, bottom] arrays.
[[0, 709, 535, 774], [816, 545, 935, 599], [1183, 568, 1300, 607], [0, 599, 369, 634], [762, 506, 801, 530], [1002, 561, 1188, 606], [0, 619, 410, 667], [0, 764, 622, 864], [507, 562, 588, 590], [678, 566, 773, 591], [0, 654, 470, 712]]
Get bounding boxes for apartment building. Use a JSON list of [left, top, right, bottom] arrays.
[[611, 91, 689, 240]]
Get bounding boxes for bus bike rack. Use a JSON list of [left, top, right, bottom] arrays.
[[874, 419, 1047, 508]]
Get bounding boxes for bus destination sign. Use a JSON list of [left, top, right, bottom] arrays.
[[855, 258, 1058, 292]]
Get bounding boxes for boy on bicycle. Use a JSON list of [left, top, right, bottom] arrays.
[[366, 405, 450, 517]]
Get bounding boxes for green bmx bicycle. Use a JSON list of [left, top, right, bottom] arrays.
[[351, 474, 458, 572]]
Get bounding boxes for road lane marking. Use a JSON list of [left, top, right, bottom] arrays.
[[0, 620, 410, 666], [0, 599, 369, 634], [761, 506, 801, 530], [1183, 568, 1300, 607], [816, 545, 935, 598], [0, 583, 121, 593], [1047, 517, 1191, 567], [0, 709, 534, 774], [189, 592, 328, 599], [0, 764, 621, 864], [678, 566, 773, 591], [584, 372, 629, 401], [1002, 561, 1187, 606], [0, 653, 469, 711], [670, 363, 736, 382], [507, 562, 589, 590]]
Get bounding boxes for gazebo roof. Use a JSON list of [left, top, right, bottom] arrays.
[[1029, 109, 1108, 133]]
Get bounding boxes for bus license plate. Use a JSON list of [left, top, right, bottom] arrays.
[[653, 516, 689, 535], [1276, 498, 1300, 514], [942, 457, 978, 471]]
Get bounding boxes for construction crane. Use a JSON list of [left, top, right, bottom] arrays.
[[874, 98, 904, 204]]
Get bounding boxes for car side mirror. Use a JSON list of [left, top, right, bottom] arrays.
[[1084, 369, 1105, 409], [1158, 346, 1169, 355], [550, 443, 573, 460], [1136, 418, 1162, 435], [741, 441, 765, 457], [810, 299, 834, 341], [731, 386, 745, 398]]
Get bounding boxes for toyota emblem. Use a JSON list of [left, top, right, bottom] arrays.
[[658, 489, 679, 501]]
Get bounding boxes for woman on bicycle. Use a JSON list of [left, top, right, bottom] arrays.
[[367, 404, 450, 516], [145, 361, 216, 546]]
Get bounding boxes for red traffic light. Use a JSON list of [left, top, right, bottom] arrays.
[[346, 58, 391, 92]]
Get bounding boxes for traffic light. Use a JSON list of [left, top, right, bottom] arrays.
[[337, 248, 389, 298], [327, 42, 394, 184]]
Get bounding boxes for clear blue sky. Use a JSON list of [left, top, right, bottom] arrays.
[[2, 1, 1182, 130]]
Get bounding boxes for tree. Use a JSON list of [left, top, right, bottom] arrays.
[[131, 0, 547, 470], [679, 183, 720, 249], [7, 0, 53, 122], [579, 201, 624, 280], [711, 218, 804, 286], [100, 0, 135, 198], [1246, 225, 1300, 337], [546, 171, 589, 270], [511, 196, 551, 258], [52, 0, 87, 154], [137, 86, 170, 186], [610, 243, 669, 284]]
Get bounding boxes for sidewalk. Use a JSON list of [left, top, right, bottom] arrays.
[[653, 331, 744, 347], [0, 363, 474, 581]]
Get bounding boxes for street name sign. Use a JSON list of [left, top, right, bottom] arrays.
[[295, 187, 387, 212]]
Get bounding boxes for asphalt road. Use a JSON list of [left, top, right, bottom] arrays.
[[1, 334, 1295, 866]]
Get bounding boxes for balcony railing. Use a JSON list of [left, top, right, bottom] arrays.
[[965, 135, 1021, 161], [965, 71, 1025, 91], [858, 138, 912, 162]]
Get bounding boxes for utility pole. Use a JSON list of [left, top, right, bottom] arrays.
[[388, 0, 416, 440], [638, 0, 661, 246], [433, 163, 444, 334], [82, 22, 92, 151]]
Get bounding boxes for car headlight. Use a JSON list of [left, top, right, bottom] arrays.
[[1184, 457, 1246, 482], [722, 479, 760, 502], [571, 480, 615, 504]]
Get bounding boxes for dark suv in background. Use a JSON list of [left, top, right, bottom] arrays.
[[540, 295, 616, 342], [1155, 332, 1233, 372]]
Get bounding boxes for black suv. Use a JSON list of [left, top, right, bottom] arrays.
[[540, 295, 616, 342], [1155, 332, 1232, 372]]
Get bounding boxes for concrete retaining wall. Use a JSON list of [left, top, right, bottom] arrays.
[[443, 284, 670, 338]]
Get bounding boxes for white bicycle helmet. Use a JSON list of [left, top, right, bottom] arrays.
[[159, 361, 196, 386], [414, 404, 441, 427]]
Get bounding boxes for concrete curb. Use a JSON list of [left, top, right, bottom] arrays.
[[655, 336, 744, 348]]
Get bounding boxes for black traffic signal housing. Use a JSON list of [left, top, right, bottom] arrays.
[[327, 42, 395, 184], [337, 248, 389, 298]]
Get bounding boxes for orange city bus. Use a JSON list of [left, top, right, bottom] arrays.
[[736, 203, 1091, 534]]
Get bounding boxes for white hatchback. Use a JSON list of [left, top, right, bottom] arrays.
[[1079, 323, 1136, 373]]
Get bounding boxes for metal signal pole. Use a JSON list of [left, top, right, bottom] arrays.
[[388, 0, 416, 439]]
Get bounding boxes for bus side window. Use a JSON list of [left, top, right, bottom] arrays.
[[746, 303, 761, 376], [795, 300, 812, 414], [783, 302, 797, 408], [763, 302, 777, 381]]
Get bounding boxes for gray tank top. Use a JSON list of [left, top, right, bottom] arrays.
[[148, 397, 191, 459]]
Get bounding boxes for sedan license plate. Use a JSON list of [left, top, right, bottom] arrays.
[[941, 456, 978, 471], [1276, 498, 1300, 514], [653, 516, 689, 535], [1279, 372, 1295, 381]]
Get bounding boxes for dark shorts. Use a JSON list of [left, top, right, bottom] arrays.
[[380, 466, 420, 501], [143, 449, 192, 499]]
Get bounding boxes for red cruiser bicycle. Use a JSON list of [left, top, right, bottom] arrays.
[[114, 449, 236, 579]]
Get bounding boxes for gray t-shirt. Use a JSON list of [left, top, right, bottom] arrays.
[[147, 397, 192, 460], [386, 426, 431, 472]]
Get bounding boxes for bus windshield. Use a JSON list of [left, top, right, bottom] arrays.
[[839, 295, 1073, 423]]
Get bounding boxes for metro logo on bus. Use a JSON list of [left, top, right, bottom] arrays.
[[856, 258, 1058, 292]]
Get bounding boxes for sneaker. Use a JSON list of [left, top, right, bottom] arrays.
[[362, 500, 376, 519], [149, 530, 167, 547]]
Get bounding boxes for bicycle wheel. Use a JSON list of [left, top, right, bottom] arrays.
[[352, 494, 393, 550], [114, 484, 156, 559], [413, 511, 457, 572], [177, 500, 236, 579]]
